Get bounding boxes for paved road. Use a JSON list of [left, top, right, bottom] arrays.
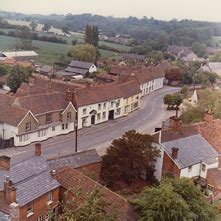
[[0, 86, 180, 158]]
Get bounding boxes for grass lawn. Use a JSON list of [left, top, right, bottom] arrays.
[[0, 35, 119, 64]]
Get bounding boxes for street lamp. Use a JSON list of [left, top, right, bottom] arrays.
[[74, 119, 78, 153]]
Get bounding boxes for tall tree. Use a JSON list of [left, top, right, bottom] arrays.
[[101, 130, 160, 187], [84, 24, 99, 47], [133, 178, 217, 221], [29, 20, 37, 31], [42, 23, 51, 32]]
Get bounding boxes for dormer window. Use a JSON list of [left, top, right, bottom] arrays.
[[67, 112, 72, 120], [25, 122, 31, 131], [46, 113, 52, 124]]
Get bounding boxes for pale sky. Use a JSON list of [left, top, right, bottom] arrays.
[[0, 0, 221, 22]]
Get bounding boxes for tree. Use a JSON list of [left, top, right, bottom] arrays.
[[7, 65, 32, 93], [59, 188, 116, 221], [67, 44, 97, 63], [164, 94, 183, 116], [29, 20, 37, 31], [101, 130, 160, 187], [15, 30, 33, 50], [165, 66, 182, 84], [84, 24, 99, 47], [192, 42, 208, 58], [0, 65, 9, 76], [61, 26, 70, 34], [42, 23, 51, 32], [133, 178, 217, 221], [72, 39, 78, 45], [180, 107, 204, 124], [180, 85, 189, 97]]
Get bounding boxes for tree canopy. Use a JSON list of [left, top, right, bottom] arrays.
[[85, 24, 99, 47], [133, 178, 217, 221], [7, 65, 32, 93], [101, 130, 160, 187], [67, 44, 97, 63]]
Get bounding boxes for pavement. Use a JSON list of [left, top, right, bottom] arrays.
[[0, 86, 180, 159]]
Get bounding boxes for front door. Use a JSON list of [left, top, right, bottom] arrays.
[[108, 110, 114, 120], [91, 115, 95, 125]]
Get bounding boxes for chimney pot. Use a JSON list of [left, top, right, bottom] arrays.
[[35, 143, 42, 156], [172, 147, 179, 159], [51, 170, 56, 177]]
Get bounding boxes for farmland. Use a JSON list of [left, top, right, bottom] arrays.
[[0, 35, 119, 64]]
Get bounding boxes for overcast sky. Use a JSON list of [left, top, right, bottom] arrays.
[[1, 0, 221, 22]]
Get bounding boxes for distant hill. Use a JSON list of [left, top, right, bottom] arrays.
[[1, 10, 221, 47]]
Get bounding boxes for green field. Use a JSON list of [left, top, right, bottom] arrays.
[[0, 35, 118, 64], [212, 36, 221, 47]]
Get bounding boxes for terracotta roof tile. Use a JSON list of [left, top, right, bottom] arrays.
[[56, 167, 136, 221]]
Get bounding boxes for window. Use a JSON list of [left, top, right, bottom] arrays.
[[83, 108, 87, 115], [62, 123, 68, 130], [19, 134, 29, 142], [111, 101, 114, 107], [67, 112, 72, 120], [37, 216, 43, 221], [97, 113, 101, 120], [25, 122, 31, 131], [26, 203, 34, 217], [133, 102, 139, 109], [38, 130, 47, 137], [46, 113, 52, 124], [98, 104, 101, 110], [103, 103, 106, 109], [52, 126, 55, 131], [47, 192, 53, 205], [102, 112, 106, 119], [188, 166, 192, 173], [202, 163, 206, 172], [116, 108, 121, 115]]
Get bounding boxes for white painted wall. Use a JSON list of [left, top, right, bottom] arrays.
[[77, 98, 124, 129], [14, 122, 74, 146], [180, 158, 219, 179], [0, 123, 18, 140], [89, 65, 97, 73], [153, 143, 164, 181]]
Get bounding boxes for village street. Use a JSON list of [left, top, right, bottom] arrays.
[[0, 86, 180, 159]]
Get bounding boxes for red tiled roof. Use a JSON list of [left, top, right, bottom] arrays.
[[56, 167, 136, 221], [75, 83, 124, 107], [118, 80, 141, 98]]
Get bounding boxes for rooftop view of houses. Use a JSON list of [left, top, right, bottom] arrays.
[[2, 2, 221, 220]]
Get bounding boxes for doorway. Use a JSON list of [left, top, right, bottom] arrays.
[[108, 110, 114, 120], [91, 115, 95, 124]]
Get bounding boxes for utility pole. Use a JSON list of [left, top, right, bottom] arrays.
[[74, 111, 78, 153]]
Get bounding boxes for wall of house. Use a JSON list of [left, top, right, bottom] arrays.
[[180, 159, 218, 179], [77, 98, 124, 129], [61, 103, 76, 122], [162, 153, 180, 178], [122, 93, 141, 116], [153, 143, 164, 181], [0, 123, 18, 140], [15, 122, 74, 146], [36, 111, 61, 126], [18, 113, 38, 134], [89, 65, 97, 73], [19, 188, 59, 221]]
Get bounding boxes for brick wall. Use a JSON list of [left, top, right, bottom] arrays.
[[18, 188, 59, 221], [162, 153, 180, 178]]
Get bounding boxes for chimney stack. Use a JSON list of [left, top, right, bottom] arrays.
[[35, 143, 42, 156], [0, 156, 11, 171], [65, 90, 73, 102], [171, 147, 179, 159], [4, 177, 16, 203], [170, 116, 181, 131]]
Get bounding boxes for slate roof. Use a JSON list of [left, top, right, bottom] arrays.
[[65, 66, 88, 75], [0, 155, 60, 206], [57, 167, 136, 221], [47, 149, 101, 170], [163, 134, 219, 169], [69, 60, 94, 69]]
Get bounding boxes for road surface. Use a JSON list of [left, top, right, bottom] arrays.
[[0, 86, 180, 158]]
